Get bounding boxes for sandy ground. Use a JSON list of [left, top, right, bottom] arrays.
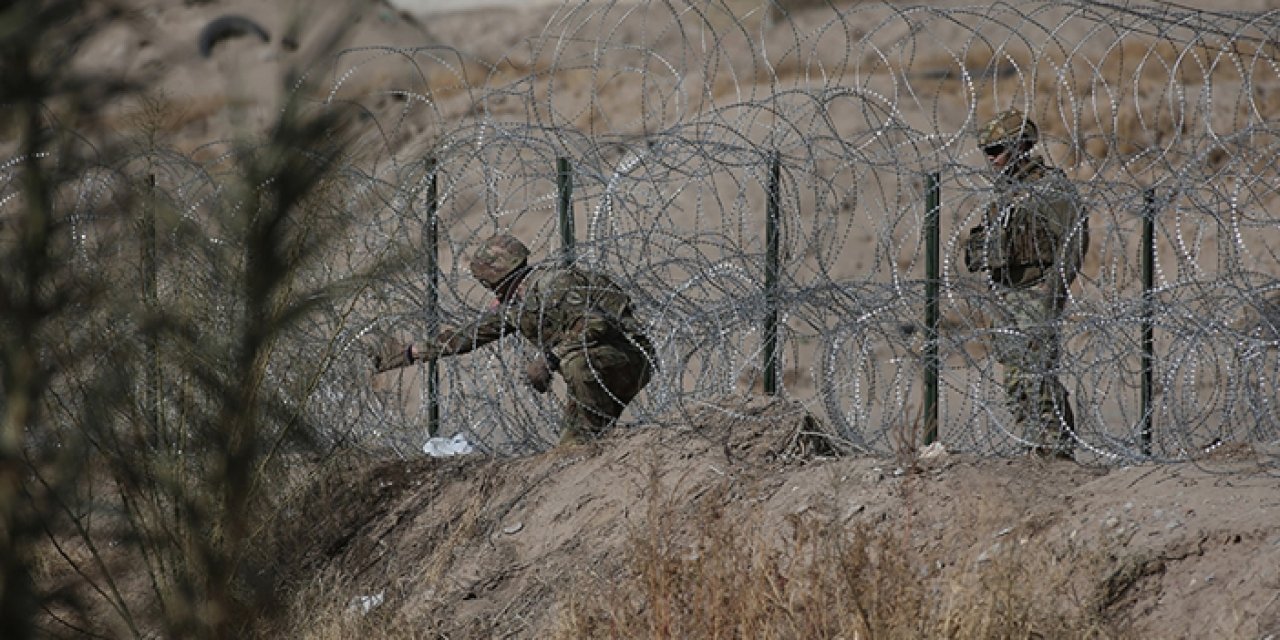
[[276, 396, 1280, 638]]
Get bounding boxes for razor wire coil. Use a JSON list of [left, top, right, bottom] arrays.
[[6, 0, 1280, 466]]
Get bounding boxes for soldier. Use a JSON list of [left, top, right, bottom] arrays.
[[374, 234, 656, 446], [963, 109, 1088, 459]]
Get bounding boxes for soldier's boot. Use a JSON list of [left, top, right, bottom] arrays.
[[1011, 390, 1052, 458], [557, 419, 590, 447], [558, 429, 587, 447], [1028, 391, 1075, 461], [557, 405, 607, 447]]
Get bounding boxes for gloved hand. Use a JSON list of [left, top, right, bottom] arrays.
[[372, 340, 416, 373], [525, 356, 552, 393], [963, 225, 986, 272]]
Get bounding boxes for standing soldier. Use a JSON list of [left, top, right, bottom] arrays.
[[964, 109, 1088, 459], [374, 234, 656, 446]]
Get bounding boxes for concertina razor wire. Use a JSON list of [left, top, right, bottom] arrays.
[[8, 0, 1280, 465]]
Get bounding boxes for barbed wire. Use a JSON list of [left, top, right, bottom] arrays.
[[8, 0, 1280, 466]]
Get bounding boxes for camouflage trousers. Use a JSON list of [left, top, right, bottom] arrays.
[[556, 334, 654, 445], [989, 279, 1076, 457]]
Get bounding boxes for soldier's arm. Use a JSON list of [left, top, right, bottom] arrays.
[[413, 307, 517, 360]]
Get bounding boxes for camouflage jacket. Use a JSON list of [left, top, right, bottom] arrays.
[[428, 265, 647, 363], [966, 156, 1088, 286]]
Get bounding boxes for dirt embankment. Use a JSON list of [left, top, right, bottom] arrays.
[[268, 396, 1280, 639]]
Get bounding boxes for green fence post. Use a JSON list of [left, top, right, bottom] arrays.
[[425, 158, 440, 437], [763, 152, 781, 395], [924, 172, 941, 445], [1141, 188, 1156, 455], [558, 156, 575, 267]]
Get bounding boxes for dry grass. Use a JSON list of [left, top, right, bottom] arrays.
[[272, 572, 436, 640], [557, 477, 1118, 640], [250, 455, 506, 640]]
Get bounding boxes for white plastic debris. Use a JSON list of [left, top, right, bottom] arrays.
[[351, 591, 385, 615], [423, 433, 475, 457], [918, 441, 948, 461]]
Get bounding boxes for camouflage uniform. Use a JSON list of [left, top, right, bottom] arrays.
[[964, 110, 1088, 458], [401, 235, 655, 445]]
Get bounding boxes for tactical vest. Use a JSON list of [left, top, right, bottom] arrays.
[[518, 267, 646, 361], [980, 158, 1087, 280]]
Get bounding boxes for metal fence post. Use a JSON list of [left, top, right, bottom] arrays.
[[1141, 188, 1156, 455], [924, 172, 941, 444], [425, 158, 441, 437], [763, 152, 781, 395], [557, 157, 575, 266]]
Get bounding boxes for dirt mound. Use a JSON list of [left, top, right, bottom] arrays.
[[268, 396, 1280, 639]]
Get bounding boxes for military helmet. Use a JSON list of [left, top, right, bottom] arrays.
[[470, 233, 530, 287], [978, 109, 1039, 148]]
